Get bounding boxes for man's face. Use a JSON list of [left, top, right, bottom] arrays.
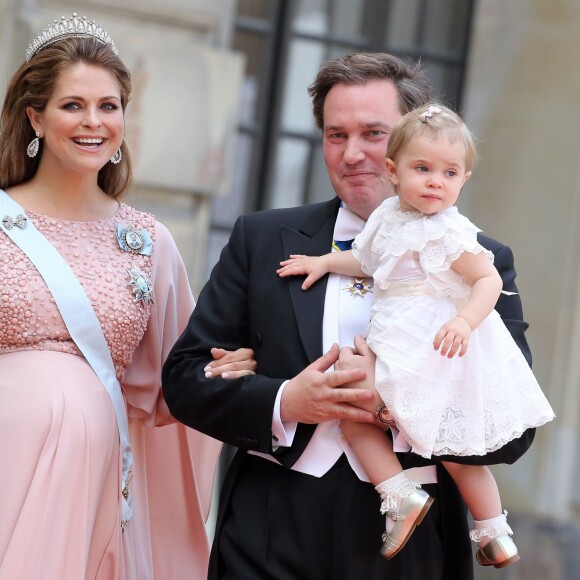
[[322, 80, 403, 220]]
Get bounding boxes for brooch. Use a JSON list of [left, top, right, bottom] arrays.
[[2, 214, 27, 230], [126, 264, 154, 305], [345, 277, 374, 297], [117, 224, 153, 256]]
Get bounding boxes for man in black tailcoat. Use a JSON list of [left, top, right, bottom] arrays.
[[162, 52, 534, 580]]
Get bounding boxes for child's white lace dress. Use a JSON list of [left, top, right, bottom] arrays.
[[352, 196, 554, 458]]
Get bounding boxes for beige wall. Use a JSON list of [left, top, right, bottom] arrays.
[[463, 0, 580, 518]]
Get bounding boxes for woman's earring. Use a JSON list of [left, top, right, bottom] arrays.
[[111, 148, 122, 165], [27, 132, 40, 158]]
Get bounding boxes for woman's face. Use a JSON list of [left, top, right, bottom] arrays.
[[27, 62, 124, 177]]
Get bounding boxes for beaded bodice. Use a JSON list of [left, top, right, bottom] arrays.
[[0, 203, 154, 381]]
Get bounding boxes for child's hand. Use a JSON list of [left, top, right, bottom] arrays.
[[277, 254, 329, 290], [433, 316, 472, 358]]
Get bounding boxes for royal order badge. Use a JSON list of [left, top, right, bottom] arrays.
[[126, 264, 154, 305], [345, 277, 374, 297], [117, 224, 153, 256]]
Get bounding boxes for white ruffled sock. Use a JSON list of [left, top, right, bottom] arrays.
[[470, 510, 513, 545], [375, 472, 418, 533]]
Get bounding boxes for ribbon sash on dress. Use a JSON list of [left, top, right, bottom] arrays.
[[0, 189, 133, 523]]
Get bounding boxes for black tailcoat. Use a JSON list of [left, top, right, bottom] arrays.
[[163, 198, 534, 580]]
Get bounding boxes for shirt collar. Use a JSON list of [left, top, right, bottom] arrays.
[[333, 204, 367, 241]]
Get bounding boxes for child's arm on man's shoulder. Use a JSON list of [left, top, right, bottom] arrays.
[[277, 250, 365, 290]]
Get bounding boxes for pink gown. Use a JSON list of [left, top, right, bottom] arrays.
[[0, 203, 221, 579]]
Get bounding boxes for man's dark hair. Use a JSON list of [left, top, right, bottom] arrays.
[[308, 52, 431, 130]]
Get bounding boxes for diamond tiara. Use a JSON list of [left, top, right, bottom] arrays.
[[25, 12, 118, 62]]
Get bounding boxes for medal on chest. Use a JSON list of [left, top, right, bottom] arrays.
[[344, 277, 374, 297], [116, 224, 153, 256], [126, 264, 154, 305], [332, 240, 374, 298], [116, 222, 154, 305]]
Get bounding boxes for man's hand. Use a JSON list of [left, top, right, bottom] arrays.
[[335, 334, 383, 415], [204, 347, 257, 379], [280, 343, 375, 424]]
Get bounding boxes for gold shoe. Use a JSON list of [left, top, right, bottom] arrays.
[[476, 535, 520, 569], [380, 488, 434, 560]]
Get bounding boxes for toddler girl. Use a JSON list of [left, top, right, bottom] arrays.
[[277, 104, 554, 568]]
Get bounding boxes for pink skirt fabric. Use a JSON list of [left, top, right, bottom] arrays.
[[0, 350, 123, 579], [0, 350, 219, 580]]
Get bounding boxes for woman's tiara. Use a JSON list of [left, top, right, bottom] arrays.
[[25, 12, 118, 62]]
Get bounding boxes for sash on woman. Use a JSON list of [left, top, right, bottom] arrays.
[[0, 189, 134, 524]]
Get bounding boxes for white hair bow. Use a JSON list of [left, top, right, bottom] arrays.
[[420, 106, 442, 123]]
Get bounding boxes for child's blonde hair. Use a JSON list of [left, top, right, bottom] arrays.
[[386, 103, 478, 171]]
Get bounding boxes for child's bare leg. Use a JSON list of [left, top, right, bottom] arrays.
[[442, 461, 519, 568], [441, 462, 502, 522], [340, 420, 401, 484], [340, 420, 433, 560]]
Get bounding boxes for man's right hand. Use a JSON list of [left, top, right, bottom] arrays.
[[336, 335, 389, 428], [280, 344, 376, 424]]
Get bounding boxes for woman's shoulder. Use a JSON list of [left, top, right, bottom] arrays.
[[117, 203, 179, 254], [153, 220, 179, 252], [117, 202, 155, 227]]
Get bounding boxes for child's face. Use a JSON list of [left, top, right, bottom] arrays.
[[385, 134, 471, 214]]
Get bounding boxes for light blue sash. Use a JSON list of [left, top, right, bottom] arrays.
[[0, 189, 133, 524]]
